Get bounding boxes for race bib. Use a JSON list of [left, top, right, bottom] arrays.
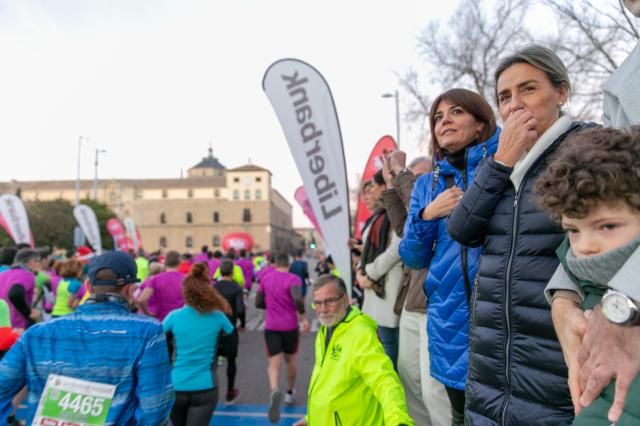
[[32, 374, 116, 426]]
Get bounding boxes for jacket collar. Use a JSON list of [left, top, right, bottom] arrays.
[[510, 115, 571, 190], [438, 128, 501, 175]]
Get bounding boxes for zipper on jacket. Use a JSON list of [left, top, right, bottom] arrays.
[[496, 129, 581, 424], [471, 273, 480, 326], [460, 159, 472, 304], [500, 190, 521, 425]]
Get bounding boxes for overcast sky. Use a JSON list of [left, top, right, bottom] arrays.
[[0, 0, 465, 227]]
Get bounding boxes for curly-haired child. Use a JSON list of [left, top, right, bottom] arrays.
[[536, 125, 640, 425]]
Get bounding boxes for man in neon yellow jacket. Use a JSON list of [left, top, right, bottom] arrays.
[[293, 275, 413, 426]]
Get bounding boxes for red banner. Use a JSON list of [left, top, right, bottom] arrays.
[[106, 218, 129, 251], [353, 135, 397, 239]]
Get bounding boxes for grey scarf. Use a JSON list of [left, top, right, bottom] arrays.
[[566, 235, 640, 287]]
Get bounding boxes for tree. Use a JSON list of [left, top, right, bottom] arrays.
[[27, 199, 76, 251], [402, 0, 639, 150], [541, 0, 639, 118], [0, 199, 117, 252], [402, 0, 533, 148], [417, 0, 532, 102]]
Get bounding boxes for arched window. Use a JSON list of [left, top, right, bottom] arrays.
[[160, 212, 166, 224], [233, 190, 240, 200], [255, 189, 262, 200], [186, 236, 193, 248], [159, 236, 167, 248], [213, 235, 220, 247], [213, 211, 220, 223], [186, 212, 193, 223], [244, 189, 251, 200], [187, 189, 194, 198], [214, 189, 220, 197], [162, 189, 168, 198]]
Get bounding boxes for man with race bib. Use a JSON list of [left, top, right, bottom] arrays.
[[0, 251, 174, 425]]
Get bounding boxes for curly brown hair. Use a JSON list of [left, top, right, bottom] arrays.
[[536, 126, 640, 221], [182, 262, 231, 315]]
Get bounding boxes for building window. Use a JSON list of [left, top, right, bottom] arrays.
[[243, 208, 251, 223], [162, 189, 168, 198], [109, 192, 116, 202], [244, 190, 251, 200], [186, 236, 193, 248], [255, 189, 262, 200], [85, 191, 90, 199], [135, 189, 143, 199], [214, 189, 220, 197], [188, 189, 194, 198], [160, 236, 167, 248], [256, 177, 262, 182], [233, 190, 239, 200], [233, 177, 240, 183], [213, 211, 219, 223], [186, 212, 192, 223], [160, 212, 166, 224], [213, 235, 220, 247]]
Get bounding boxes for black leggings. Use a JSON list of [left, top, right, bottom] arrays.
[[445, 386, 465, 426], [171, 388, 218, 426], [226, 355, 237, 392]]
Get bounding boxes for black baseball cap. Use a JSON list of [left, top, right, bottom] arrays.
[[88, 251, 137, 286]]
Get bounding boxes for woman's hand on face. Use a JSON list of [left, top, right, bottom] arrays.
[[421, 187, 464, 221], [494, 109, 538, 167]]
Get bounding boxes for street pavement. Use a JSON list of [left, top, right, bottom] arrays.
[[211, 289, 318, 425]]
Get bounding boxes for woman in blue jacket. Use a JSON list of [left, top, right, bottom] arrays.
[[399, 88, 499, 425]]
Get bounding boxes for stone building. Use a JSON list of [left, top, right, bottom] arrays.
[[0, 148, 304, 253]]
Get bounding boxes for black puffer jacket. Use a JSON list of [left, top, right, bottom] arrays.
[[447, 121, 594, 425]]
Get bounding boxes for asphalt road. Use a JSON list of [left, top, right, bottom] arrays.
[[216, 288, 318, 404]]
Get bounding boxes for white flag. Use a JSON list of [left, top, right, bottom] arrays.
[[123, 217, 139, 252], [0, 194, 33, 247], [263, 59, 352, 293], [73, 204, 103, 254]]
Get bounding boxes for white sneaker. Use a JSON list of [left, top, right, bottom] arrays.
[[284, 390, 295, 405]]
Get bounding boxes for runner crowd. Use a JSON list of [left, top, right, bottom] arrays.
[[1, 35, 640, 426]]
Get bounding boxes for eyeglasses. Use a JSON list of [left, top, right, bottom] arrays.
[[311, 295, 343, 309]]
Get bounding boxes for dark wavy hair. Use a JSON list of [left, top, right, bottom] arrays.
[[429, 88, 497, 161], [183, 262, 231, 314], [536, 126, 640, 221]]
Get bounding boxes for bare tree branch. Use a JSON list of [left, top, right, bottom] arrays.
[[402, 0, 638, 131]]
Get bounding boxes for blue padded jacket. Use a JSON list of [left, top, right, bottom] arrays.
[[399, 129, 499, 390]]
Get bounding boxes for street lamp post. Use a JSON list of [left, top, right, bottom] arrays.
[[93, 148, 107, 200], [382, 90, 400, 149], [75, 136, 84, 207]]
